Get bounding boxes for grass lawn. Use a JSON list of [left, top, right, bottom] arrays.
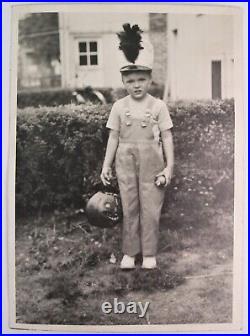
[[15, 163, 233, 325]]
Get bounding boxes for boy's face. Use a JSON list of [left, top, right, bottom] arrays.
[[122, 71, 152, 100]]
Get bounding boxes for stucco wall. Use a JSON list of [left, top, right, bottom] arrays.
[[62, 13, 150, 88], [149, 13, 167, 86], [167, 14, 234, 100]]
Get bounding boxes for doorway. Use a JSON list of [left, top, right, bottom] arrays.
[[211, 60, 222, 99]]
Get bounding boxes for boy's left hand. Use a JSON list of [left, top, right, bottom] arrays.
[[156, 166, 173, 187]]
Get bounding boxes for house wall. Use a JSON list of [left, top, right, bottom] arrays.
[[60, 13, 150, 88], [166, 14, 234, 100], [149, 13, 167, 86]]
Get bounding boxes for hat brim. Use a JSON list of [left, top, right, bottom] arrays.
[[120, 65, 152, 73]]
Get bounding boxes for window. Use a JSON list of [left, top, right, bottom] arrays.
[[211, 60, 222, 99], [78, 41, 98, 66]]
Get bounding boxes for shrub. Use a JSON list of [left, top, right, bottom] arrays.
[[17, 88, 114, 108], [16, 103, 110, 215], [169, 99, 234, 171], [17, 89, 74, 108], [16, 99, 234, 216]]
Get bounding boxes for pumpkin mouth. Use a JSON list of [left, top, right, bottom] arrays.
[[103, 195, 122, 223], [104, 212, 120, 223]]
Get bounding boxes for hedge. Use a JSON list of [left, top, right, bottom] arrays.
[[17, 88, 114, 108], [16, 99, 234, 216], [17, 85, 164, 108]]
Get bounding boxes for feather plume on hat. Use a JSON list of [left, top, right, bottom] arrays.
[[117, 23, 144, 63], [117, 23, 154, 72]]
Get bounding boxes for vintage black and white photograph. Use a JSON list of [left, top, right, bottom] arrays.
[[6, 2, 246, 333]]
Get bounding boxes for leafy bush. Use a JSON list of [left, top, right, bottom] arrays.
[[17, 89, 74, 108], [170, 99, 234, 171], [16, 99, 234, 216], [16, 103, 109, 215], [17, 88, 114, 108]]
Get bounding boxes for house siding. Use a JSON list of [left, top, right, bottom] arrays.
[[62, 13, 149, 88], [149, 13, 167, 85], [166, 14, 234, 100]]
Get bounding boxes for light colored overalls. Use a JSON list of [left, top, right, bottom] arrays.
[[115, 97, 165, 257]]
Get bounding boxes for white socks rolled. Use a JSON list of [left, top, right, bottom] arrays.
[[120, 255, 135, 269], [120, 255, 157, 269], [142, 256, 157, 269]]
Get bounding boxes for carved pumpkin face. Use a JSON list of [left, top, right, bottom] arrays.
[[86, 192, 123, 228]]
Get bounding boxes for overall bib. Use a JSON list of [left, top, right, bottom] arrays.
[[115, 97, 165, 257]]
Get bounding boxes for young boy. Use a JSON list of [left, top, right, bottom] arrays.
[[100, 24, 174, 269]]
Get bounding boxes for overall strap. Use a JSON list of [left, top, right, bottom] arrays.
[[143, 95, 158, 125], [146, 95, 155, 111], [145, 96, 160, 122], [123, 96, 132, 126], [123, 96, 130, 111], [145, 96, 161, 143]]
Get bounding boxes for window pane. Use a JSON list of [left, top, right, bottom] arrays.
[[79, 42, 87, 53], [89, 41, 97, 52], [80, 55, 88, 66], [90, 55, 98, 65]]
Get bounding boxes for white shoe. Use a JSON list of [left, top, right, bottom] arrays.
[[142, 257, 157, 269], [120, 255, 135, 269]]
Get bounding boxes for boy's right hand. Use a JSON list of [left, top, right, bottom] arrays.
[[100, 167, 113, 186]]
